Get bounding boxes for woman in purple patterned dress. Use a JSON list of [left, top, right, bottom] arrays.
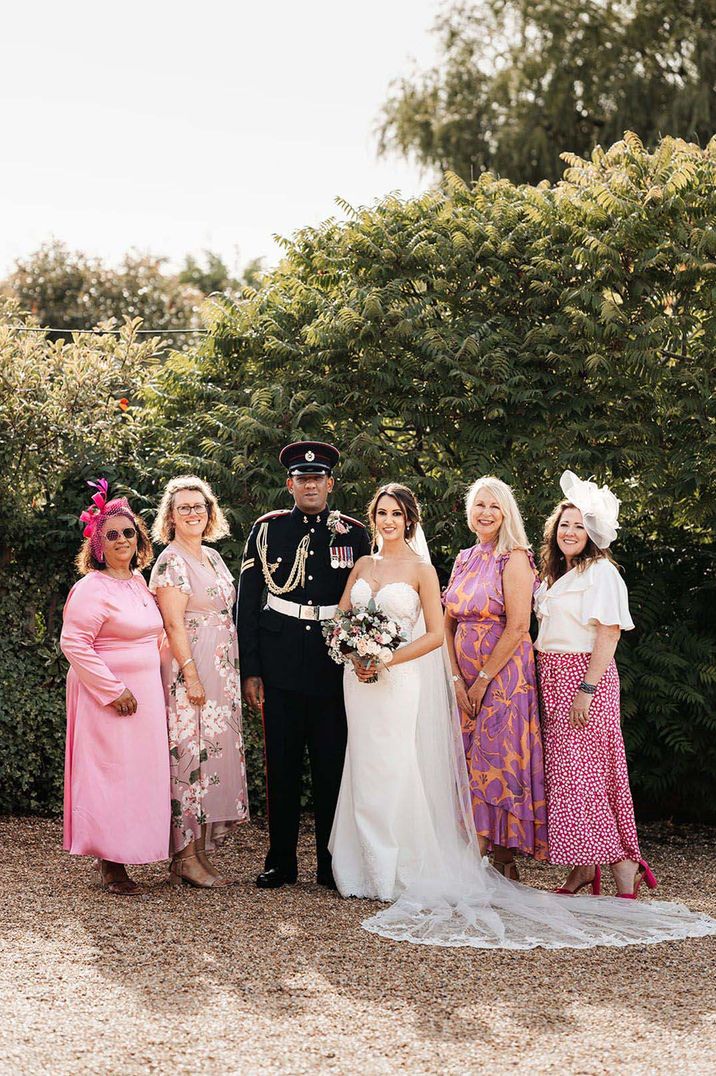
[[444, 477, 548, 878]]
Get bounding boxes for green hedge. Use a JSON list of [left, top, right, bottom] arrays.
[[147, 133, 716, 820], [3, 134, 715, 820]]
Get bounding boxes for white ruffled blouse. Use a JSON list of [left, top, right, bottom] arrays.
[[534, 558, 634, 654]]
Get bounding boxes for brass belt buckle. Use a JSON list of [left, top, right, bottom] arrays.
[[299, 605, 319, 621]]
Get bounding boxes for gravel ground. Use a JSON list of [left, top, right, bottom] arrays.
[[2, 817, 716, 1076]]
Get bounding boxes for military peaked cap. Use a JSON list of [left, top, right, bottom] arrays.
[[279, 441, 340, 476]]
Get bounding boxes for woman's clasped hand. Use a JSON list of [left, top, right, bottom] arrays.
[[110, 688, 138, 716]]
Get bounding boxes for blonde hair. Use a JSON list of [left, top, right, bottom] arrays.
[[465, 476, 531, 556], [152, 476, 230, 545]]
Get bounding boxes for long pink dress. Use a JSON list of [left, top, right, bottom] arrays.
[[61, 571, 171, 864]]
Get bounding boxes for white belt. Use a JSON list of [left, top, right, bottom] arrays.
[[266, 593, 338, 622]]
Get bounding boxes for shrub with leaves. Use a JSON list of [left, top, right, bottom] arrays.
[[149, 133, 716, 819], [0, 313, 161, 813], [2, 241, 203, 351]]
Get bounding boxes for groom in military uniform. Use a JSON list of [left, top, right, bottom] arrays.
[[237, 441, 371, 889]]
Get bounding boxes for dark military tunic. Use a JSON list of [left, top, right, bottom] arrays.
[[237, 504, 371, 878]]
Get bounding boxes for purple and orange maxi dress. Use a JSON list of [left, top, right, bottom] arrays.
[[443, 542, 548, 860]]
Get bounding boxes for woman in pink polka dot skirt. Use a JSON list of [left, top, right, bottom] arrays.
[[534, 471, 656, 900]]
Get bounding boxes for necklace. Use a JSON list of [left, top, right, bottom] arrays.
[[173, 538, 210, 569]]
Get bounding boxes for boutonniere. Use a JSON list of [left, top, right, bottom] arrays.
[[327, 509, 352, 544]]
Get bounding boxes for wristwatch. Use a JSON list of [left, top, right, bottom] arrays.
[[477, 670, 491, 682]]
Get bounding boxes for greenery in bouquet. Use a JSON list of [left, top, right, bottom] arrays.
[[323, 601, 406, 683]]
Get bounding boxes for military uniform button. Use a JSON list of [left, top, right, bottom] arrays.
[[277, 556, 282, 563], [308, 575, 313, 581], [309, 550, 314, 556], [305, 625, 311, 631], [307, 600, 313, 605], [310, 528, 315, 533]]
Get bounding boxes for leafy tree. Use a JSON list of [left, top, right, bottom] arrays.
[[0, 309, 267, 815], [0, 312, 165, 813], [178, 250, 266, 296], [379, 0, 716, 184], [3, 241, 204, 350], [179, 251, 237, 295], [148, 133, 716, 819]]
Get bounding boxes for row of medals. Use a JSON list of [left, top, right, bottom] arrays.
[[329, 545, 353, 570]]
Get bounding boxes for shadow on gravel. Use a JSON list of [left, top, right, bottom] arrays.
[[46, 819, 715, 1047], [3, 817, 714, 1052]]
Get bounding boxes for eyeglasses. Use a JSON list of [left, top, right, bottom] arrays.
[[175, 503, 208, 516], [104, 527, 137, 542]]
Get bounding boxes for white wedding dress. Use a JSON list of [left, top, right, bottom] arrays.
[[330, 579, 442, 900], [328, 565, 716, 950]]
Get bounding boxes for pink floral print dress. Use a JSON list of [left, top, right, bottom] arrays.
[[150, 544, 249, 853]]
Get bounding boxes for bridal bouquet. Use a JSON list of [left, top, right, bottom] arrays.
[[323, 601, 406, 684]]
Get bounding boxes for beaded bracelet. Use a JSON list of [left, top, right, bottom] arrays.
[[579, 681, 597, 695]]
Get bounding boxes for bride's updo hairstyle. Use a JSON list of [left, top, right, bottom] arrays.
[[367, 483, 421, 547]]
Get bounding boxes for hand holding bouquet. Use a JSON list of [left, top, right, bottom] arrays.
[[323, 600, 406, 684]]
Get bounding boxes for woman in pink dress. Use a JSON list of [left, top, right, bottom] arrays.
[[61, 481, 170, 895], [443, 476, 548, 878], [150, 476, 248, 889], [535, 470, 655, 899]]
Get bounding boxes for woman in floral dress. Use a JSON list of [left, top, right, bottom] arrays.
[[151, 476, 248, 888], [443, 476, 548, 877]]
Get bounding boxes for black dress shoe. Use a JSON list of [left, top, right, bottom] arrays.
[[256, 867, 298, 889], [316, 872, 338, 890]]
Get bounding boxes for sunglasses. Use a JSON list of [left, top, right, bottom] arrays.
[[104, 527, 137, 542]]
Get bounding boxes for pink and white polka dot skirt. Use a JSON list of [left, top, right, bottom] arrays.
[[536, 651, 641, 866]]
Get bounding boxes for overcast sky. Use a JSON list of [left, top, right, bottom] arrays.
[[0, 0, 441, 277]]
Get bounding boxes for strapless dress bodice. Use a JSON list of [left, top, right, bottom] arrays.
[[350, 578, 421, 637]]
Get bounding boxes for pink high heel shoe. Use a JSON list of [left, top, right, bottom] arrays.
[[616, 859, 658, 899], [555, 864, 601, 896]]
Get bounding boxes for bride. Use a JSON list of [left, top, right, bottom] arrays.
[[328, 483, 716, 950]]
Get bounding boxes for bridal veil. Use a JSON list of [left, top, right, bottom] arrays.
[[360, 527, 716, 949]]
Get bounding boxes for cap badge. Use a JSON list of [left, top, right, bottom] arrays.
[[305, 450, 315, 462]]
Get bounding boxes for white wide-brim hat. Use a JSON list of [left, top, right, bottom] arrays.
[[560, 470, 621, 549]]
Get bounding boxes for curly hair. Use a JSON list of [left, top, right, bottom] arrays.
[[367, 483, 421, 546], [151, 475, 230, 544], [75, 510, 154, 575], [540, 500, 615, 586]]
